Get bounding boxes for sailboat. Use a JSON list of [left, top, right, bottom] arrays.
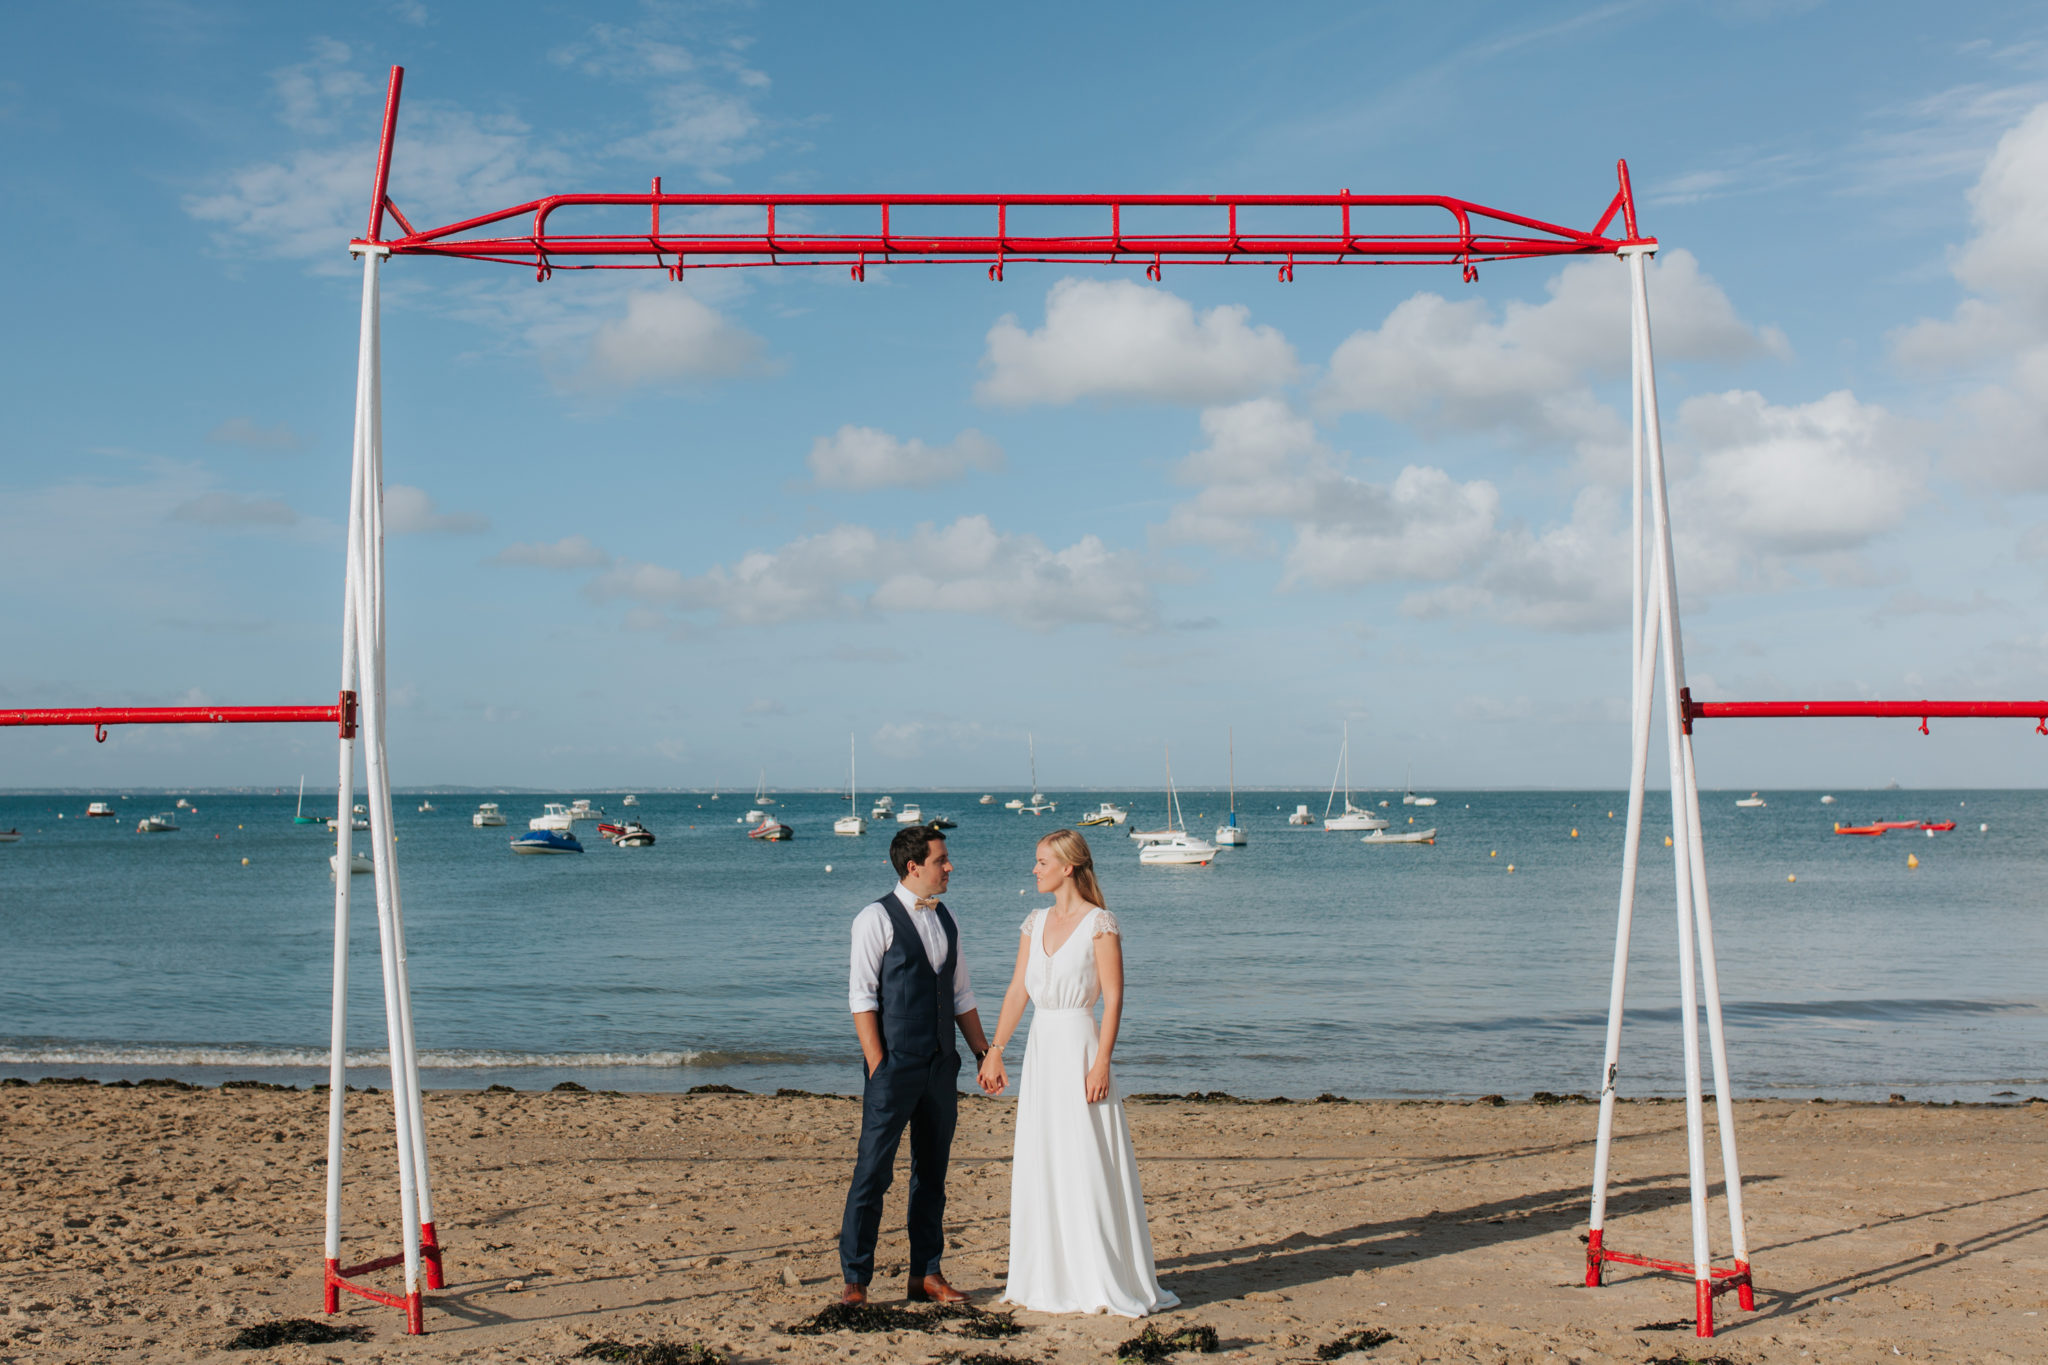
[[1019, 733, 1056, 814], [754, 770, 775, 806], [292, 775, 323, 825], [835, 734, 866, 836], [1140, 747, 1216, 865], [1215, 728, 1247, 846], [1324, 724, 1389, 831], [1401, 767, 1438, 807]]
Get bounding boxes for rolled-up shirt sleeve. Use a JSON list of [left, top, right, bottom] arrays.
[[951, 952, 977, 1018], [849, 903, 887, 1013]]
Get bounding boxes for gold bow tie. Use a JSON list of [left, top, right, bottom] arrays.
[[913, 896, 941, 912]]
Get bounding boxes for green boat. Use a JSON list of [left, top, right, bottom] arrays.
[[292, 775, 324, 825]]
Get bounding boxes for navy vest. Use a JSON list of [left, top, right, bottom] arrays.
[[875, 891, 959, 1060]]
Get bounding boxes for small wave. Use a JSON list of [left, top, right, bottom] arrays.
[[0, 1040, 798, 1070], [1450, 997, 2046, 1032]]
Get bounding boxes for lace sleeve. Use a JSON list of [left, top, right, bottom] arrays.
[[1020, 907, 1042, 937], [1091, 907, 1121, 938]]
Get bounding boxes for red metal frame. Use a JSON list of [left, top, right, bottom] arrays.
[[324, 1220, 440, 1335], [352, 69, 1651, 280], [1584, 1229, 1752, 1336], [1681, 688, 2048, 735], [0, 692, 357, 742]]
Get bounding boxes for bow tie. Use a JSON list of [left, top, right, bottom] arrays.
[[913, 896, 941, 912]]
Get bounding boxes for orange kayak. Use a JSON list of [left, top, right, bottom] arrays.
[[1919, 820, 1956, 832], [1833, 823, 1887, 836]]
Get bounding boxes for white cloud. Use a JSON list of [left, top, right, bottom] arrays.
[[495, 535, 612, 569], [1883, 101, 2048, 489], [1158, 398, 1502, 586], [1318, 249, 1783, 451], [383, 484, 488, 535], [170, 491, 298, 527], [807, 426, 1003, 489], [578, 289, 773, 388], [207, 417, 305, 452], [976, 279, 1298, 407], [588, 515, 1156, 630], [1677, 390, 1929, 556], [549, 20, 771, 181]]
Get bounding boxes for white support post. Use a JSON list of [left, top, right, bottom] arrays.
[[1630, 245, 1722, 1337], [323, 245, 430, 1335]]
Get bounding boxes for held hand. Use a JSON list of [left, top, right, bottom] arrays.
[[1084, 1060, 1112, 1104], [977, 1051, 1007, 1096]]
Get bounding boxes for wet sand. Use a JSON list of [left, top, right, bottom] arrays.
[[1, 1082, 2042, 1363]]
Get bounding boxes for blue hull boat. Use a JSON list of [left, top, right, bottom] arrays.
[[511, 829, 583, 855]]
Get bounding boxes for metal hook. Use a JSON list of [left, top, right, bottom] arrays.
[[94, 723, 107, 744], [1461, 261, 1480, 284], [1919, 716, 1930, 736], [670, 253, 688, 282], [1277, 255, 1295, 284], [534, 262, 553, 283], [1145, 254, 1162, 282], [2038, 717, 2047, 736], [988, 259, 1004, 283], [850, 254, 866, 283]]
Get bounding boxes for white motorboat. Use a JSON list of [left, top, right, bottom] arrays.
[[86, 801, 115, 818], [1004, 797, 1026, 810], [137, 812, 178, 833], [530, 803, 575, 832], [1323, 725, 1388, 831], [1362, 827, 1436, 845], [417, 800, 436, 812], [331, 849, 375, 874], [176, 798, 191, 809], [1215, 727, 1247, 846], [1400, 770, 1439, 806], [1127, 826, 1176, 844], [870, 794, 895, 820], [1287, 804, 1316, 826], [568, 799, 602, 822], [472, 802, 507, 827], [741, 808, 766, 822], [1820, 794, 1837, 805], [1079, 802, 1128, 827], [979, 795, 995, 805], [896, 803, 925, 825], [327, 815, 370, 831], [836, 735, 868, 836], [622, 794, 640, 807], [1736, 792, 1766, 808], [1138, 747, 1215, 865]]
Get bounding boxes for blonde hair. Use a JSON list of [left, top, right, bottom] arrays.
[[1038, 828, 1108, 912]]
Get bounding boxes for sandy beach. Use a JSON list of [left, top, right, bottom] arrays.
[[0, 1081, 2041, 1364]]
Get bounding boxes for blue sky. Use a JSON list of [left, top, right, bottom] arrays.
[[5, 1, 2048, 792]]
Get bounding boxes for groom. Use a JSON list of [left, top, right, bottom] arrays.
[[837, 824, 993, 1306]]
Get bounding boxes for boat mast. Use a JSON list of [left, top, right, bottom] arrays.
[[1228, 728, 1236, 816], [849, 732, 857, 808], [297, 774, 306, 819]]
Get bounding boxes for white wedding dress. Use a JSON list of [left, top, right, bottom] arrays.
[[1002, 906, 1178, 1317]]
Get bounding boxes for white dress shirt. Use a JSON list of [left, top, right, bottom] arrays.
[[849, 882, 977, 1017]]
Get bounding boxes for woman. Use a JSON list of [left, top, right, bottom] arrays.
[[977, 829, 1178, 1317]]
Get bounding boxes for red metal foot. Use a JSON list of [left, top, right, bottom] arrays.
[[420, 1221, 444, 1290], [323, 1257, 340, 1314], [1584, 1228, 1604, 1287], [1735, 1258, 1754, 1311], [1695, 1278, 1714, 1336]]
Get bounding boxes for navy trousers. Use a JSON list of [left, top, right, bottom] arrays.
[[838, 1048, 959, 1284]]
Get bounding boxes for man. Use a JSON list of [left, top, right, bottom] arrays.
[[837, 825, 994, 1306]]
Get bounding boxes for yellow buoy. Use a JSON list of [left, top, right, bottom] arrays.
[[1608, 811, 1615, 818], [1570, 828, 1579, 838], [1490, 850, 1498, 857], [1506, 863, 1516, 872], [241, 857, 251, 866], [1787, 874, 1796, 882], [1907, 854, 1919, 869], [1664, 836, 1673, 846]]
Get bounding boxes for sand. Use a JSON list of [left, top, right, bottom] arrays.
[[0, 1080, 2042, 1364]]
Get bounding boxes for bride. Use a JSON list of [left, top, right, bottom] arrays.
[[977, 829, 1178, 1317]]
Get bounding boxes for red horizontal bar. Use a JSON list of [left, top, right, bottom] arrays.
[[1679, 689, 2048, 735], [1597, 1247, 1750, 1280], [0, 691, 357, 739]]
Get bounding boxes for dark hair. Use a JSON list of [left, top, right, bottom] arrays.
[[889, 825, 947, 878]]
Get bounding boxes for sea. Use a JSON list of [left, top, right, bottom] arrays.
[[0, 788, 2042, 1103]]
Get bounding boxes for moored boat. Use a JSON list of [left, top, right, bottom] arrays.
[[1079, 802, 1128, 827], [1322, 725, 1388, 831], [1833, 823, 1887, 836], [511, 829, 583, 854], [1215, 728, 1247, 846], [895, 803, 924, 825], [137, 812, 178, 833], [748, 817, 794, 841], [1287, 804, 1316, 827], [1736, 792, 1766, 808], [530, 803, 574, 832], [612, 821, 656, 847], [1362, 827, 1436, 844], [0, 829, 20, 844], [472, 802, 507, 827], [331, 849, 374, 874], [85, 801, 115, 818]]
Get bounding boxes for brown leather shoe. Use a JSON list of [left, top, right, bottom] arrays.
[[906, 1272, 968, 1304], [839, 1281, 867, 1307]]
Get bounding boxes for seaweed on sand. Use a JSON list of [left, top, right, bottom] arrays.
[[572, 1340, 729, 1365], [1314, 1326, 1396, 1359], [224, 1319, 373, 1349], [781, 1300, 1016, 1338], [942, 1355, 1027, 1365], [1114, 1323, 1220, 1362], [1642, 1356, 1739, 1365]]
